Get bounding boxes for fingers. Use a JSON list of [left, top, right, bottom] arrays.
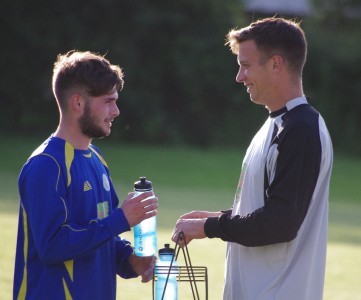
[[179, 211, 197, 219], [172, 234, 191, 247], [142, 197, 158, 211], [171, 222, 188, 246], [179, 210, 209, 220], [171, 218, 206, 246], [129, 254, 156, 283], [180, 210, 218, 219], [132, 193, 158, 216], [141, 266, 155, 283], [128, 191, 154, 202], [171, 233, 190, 247], [121, 192, 159, 227], [141, 255, 156, 282], [171, 220, 182, 241], [142, 197, 158, 218]]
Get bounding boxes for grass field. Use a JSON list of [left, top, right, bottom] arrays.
[[1, 136, 360, 299]]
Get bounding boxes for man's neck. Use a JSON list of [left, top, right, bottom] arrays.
[[266, 83, 304, 112], [54, 125, 91, 150]]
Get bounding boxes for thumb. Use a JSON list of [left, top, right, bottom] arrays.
[[141, 267, 154, 283]]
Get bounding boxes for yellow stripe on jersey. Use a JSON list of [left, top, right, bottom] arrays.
[[18, 206, 29, 300], [63, 278, 73, 300], [89, 145, 108, 168], [63, 260, 74, 299], [64, 260, 74, 281], [65, 142, 74, 187]]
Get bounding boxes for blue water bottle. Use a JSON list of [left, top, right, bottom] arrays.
[[155, 244, 178, 300], [133, 177, 157, 256]]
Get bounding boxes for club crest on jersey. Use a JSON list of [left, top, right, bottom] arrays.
[[102, 174, 110, 191]]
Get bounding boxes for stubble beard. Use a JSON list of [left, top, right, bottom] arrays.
[[79, 102, 108, 139]]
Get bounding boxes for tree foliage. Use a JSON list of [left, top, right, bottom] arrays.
[[0, 0, 360, 153], [304, 0, 361, 154]]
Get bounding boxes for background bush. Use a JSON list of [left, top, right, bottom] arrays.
[[1, 0, 360, 153]]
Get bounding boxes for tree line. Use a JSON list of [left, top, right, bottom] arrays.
[[1, 0, 360, 154]]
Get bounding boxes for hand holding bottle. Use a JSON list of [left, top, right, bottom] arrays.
[[120, 191, 158, 227], [133, 177, 158, 256], [128, 252, 157, 283]]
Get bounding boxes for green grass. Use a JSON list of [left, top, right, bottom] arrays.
[[1, 136, 361, 299]]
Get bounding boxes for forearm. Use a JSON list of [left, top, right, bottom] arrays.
[[204, 115, 323, 247], [35, 208, 131, 263], [115, 237, 138, 279], [204, 202, 299, 247]]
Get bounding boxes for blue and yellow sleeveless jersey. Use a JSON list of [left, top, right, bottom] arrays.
[[13, 136, 137, 300]]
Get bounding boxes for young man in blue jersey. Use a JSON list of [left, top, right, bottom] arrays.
[[172, 18, 333, 299], [13, 51, 158, 299]]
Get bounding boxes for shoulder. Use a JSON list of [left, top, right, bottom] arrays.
[[281, 104, 322, 139], [29, 136, 67, 160], [284, 104, 320, 127], [276, 105, 323, 156], [23, 137, 70, 177], [89, 144, 108, 169]]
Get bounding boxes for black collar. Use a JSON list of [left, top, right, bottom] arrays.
[[269, 106, 287, 118]]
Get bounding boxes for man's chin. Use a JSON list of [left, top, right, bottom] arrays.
[[86, 130, 109, 140], [250, 97, 263, 106]]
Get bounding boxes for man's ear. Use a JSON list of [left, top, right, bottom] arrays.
[[69, 93, 85, 113], [271, 55, 284, 72]]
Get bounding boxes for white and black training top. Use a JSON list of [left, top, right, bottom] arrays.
[[205, 96, 333, 300]]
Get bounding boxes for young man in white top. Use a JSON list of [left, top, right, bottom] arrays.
[[172, 17, 333, 300]]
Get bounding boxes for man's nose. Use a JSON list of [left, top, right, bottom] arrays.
[[112, 103, 120, 117], [236, 69, 245, 83]]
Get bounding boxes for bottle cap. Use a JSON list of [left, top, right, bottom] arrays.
[[134, 176, 152, 191], [158, 243, 175, 255]]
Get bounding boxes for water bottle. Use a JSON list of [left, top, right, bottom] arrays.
[[155, 244, 178, 300], [133, 177, 157, 256]]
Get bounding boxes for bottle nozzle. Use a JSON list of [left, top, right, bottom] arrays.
[[134, 177, 152, 191]]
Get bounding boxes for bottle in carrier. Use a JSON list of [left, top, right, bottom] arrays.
[[155, 244, 178, 300], [133, 177, 157, 256]]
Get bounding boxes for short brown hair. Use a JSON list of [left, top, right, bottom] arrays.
[[226, 17, 307, 77], [52, 51, 124, 108]]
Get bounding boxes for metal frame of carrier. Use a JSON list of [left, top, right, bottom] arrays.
[[152, 232, 208, 300]]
